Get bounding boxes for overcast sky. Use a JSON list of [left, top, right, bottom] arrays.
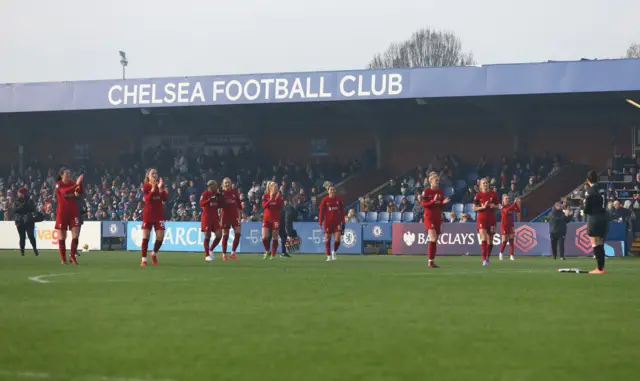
[[0, 0, 638, 83]]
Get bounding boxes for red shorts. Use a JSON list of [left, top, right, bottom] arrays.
[[221, 214, 240, 230], [501, 225, 514, 235], [55, 214, 81, 231], [424, 218, 442, 235], [477, 218, 496, 234], [262, 220, 280, 231], [201, 217, 221, 233], [324, 224, 341, 234], [142, 221, 165, 231]]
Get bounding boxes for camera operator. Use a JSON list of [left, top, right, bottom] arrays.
[[13, 188, 41, 256]]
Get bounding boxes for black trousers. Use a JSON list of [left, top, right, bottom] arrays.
[[550, 233, 565, 259], [278, 223, 298, 254], [16, 222, 37, 252]]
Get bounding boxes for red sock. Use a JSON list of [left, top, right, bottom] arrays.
[[58, 240, 66, 262], [481, 241, 487, 261], [222, 235, 229, 254], [271, 239, 278, 256], [499, 241, 507, 254], [204, 236, 211, 257], [141, 238, 149, 258], [334, 240, 340, 253], [487, 243, 493, 258], [70, 238, 78, 258], [262, 238, 270, 252], [232, 233, 241, 252], [325, 239, 331, 256], [428, 241, 436, 260], [210, 236, 221, 252], [153, 240, 163, 254], [509, 238, 515, 256]]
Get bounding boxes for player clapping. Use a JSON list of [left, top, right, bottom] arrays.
[[261, 182, 284, 259], [220, 178, 241, 261], [200, 180, 223, 262], [499, 194, 520, 261], [473, 178, 499, 266], [421, 172, 450, 268], [54, 168, 84, 265], [319, 185, 345, 261], [140, 168, 167, 267]]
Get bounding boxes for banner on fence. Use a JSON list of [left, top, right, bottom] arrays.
[[391, 222, 625, 256], [102, 221, 126, 238], [362, 223, 392, 241], [0, 221, 102, 250], [126, 221, 236, 252]]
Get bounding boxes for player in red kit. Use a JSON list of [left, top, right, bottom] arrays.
[[473, 178, 499, 266], [140, 168, 168, 267], [319, 185, 345, 261], [55, 168, 84, 265], [261, 181, 284, 259], [421, 172, 450, 268], [220, 177, 241, 261], [200, 180, 223, 262], [499, 194, 520, 261]]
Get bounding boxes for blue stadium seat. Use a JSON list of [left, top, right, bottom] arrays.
[[444, 187, 455, 197], [452, 203, 464, 214], [394, 195, 404, 205], [383, 195, 394, 203], [402, 212, 414, 222], [406, 195, 415, 204], [468, 212, 476, 221], [455, 179, 467, 190], [464, 203, 475, 214], [468, 173, 479, 182], [377, 212, 390, 223], [366, 212, 378, 222], [391, 212, 402, 222], [443, 212, 451, 221], [357, 212, 366, 221]]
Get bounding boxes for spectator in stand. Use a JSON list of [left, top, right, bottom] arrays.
[[523, 176, 537, 194], [606, 168, 620, 181], [374, 195, 385, 212], [398, 197, 411, 213], [460, 213, 472, 223], [610, 200, 630, 223], [412, 195, 423, 222], [388, 179, 400, 195], [448, 212, 458, 223], [507, 182, 520, 201], [386, 200, 397, 214], [476, 155, 488, 178], [346, 209, 362, 223], [461, 187, 476, 205]]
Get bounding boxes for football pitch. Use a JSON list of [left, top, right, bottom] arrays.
[[1, 252, 639, 381]]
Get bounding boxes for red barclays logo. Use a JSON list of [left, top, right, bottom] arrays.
[[575, 224, 592, 254], [514, 225, 537, 253]]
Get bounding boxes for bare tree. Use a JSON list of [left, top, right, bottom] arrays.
[[626, 42, 640, 59], [368, 28, 475, 69]]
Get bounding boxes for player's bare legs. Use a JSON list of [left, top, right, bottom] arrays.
[[499, 233, 515, 261], [209, 229, 223, 259], [479, 229, 489, 266], [270, 229, 279, 258], [152, 229, 165, 265], [57, 228, 68, 264], [324, 232, 332, 261], [332, 231, 341, 260], [230, 225, 241, 261], [262, 227, 272, 259], [69, 226, 81, 265], [204, 231, 213, 261], [427, 229, 439, 268], [141, 228, 151, 266]]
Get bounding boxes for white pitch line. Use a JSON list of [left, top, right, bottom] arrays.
[[28, 273, 76, 284]]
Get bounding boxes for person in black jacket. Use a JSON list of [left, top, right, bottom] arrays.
[[279, 199, 299, 257], [13, 188, 39, 256], [549, 201, 573, 260]]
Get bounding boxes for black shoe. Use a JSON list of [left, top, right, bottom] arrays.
[[34, 249, 39, 257], [552, 256, 557, 260], [20, 251, 24, 256], [560, 257, 566, 260], [281, 253, 291, 258]]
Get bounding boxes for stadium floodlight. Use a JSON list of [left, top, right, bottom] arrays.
[[626, 99, 640, 110], [119, 51, 129, 80]]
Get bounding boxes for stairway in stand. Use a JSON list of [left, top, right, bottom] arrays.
[[630, 233, 640, 256]]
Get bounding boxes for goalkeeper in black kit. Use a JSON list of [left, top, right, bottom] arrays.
[[584, 170, 608, 274], [279, 199, 299, 257]]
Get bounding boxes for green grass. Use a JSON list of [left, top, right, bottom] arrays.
[[0, 252, 639, 381]]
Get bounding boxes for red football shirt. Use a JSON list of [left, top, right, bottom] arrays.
[[500, 202, 520, 228], [142, 183, 167, 222], [421, 187, 445, 222], [474, 190, 499, 220], [262, 193, 284, 222], [220, 189, 241, 218], [55, 181, 82, 216], [319, 196, 344, 227], [200, 190, 221, 222]]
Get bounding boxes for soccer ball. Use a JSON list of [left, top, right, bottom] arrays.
[[82, 244, 89, 250]]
